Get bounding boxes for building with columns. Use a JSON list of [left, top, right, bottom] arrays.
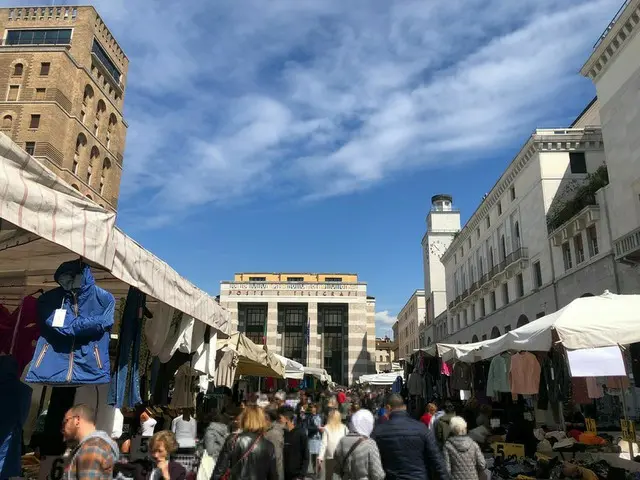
[[219, 272, 376, 385]]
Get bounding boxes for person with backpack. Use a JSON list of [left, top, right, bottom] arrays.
[[436, 402, 457, 447], [334, 409, 384, 480]]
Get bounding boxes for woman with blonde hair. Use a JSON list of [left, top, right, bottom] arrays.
[[149, 430, 187, 480], [317, 409, 349, 479], [212, 406, 277, 480]]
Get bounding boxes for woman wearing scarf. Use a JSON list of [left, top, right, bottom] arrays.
[[333, 410, 384, 480]]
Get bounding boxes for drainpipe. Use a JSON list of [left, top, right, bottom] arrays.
[[600, 186, 622, 293]]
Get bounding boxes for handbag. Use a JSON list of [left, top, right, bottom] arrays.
[[220, 434, 263, 480]]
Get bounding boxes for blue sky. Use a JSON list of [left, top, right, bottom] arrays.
[[18, 0, 620, 336]]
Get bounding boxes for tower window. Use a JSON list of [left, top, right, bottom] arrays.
[[569, 152, 587, 174], [13, 63, 23, 76], [6, 29, 71, 46], [325, 277, 343, 282], [29, 114, 41, 129], [25, 142, 35, 155], [40, 62, 50, 76]]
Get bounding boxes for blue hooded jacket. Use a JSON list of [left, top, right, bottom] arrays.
[[26, 260, 115, 385]]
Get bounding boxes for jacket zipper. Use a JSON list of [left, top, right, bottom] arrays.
[[67, 294, 78, 383], [94, 345, 103, 369], [35, 344, 49, 368]]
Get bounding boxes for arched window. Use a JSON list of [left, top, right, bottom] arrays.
[[96, 99, 106, 120], [73, 133, 87, 175], [13, 63, 23, 76], [83, 85, 94, 106], [580, 293, 595, 298], [516, 314, 529, 328], [90, 146, 99, 161], [2, 115, 12, 129], [86, 193, 93, 200], [71, 184, 80, 190], [489, 246, 494, 267], [500, 234, 506, 261], [472, 335, 479, 343], [490, 326, 501, 339], [108, 113, 117, 132]]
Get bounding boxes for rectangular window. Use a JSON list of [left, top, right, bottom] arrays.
[[325, 277, 342, 282], [502, 283, 509, 305], [40, 62, 50, 76], [510, 186, 516, 201], [470, 305, 475, 323], [476, 227, 480, 239], [248, 276, 266, 282], [497, 201, 502, 216], [29, 114, 41, 129], [25, 142, 35, 155], [286, 277, 304, 282], [533, 261, 543, 288], [516, 273, 524, 298], [562, 242, 573, 271], [480, 298, 486, 317], [490, 291, 496, 312], [35, 88, 46, 100], [486, 217, 491, 228], [91, 39, 121, 82], [574, 234, 585, 264], [6, 29, 71, 46], [587, 225, 599, 256], [7, 85, 19, 101], [569, 152, 587, 174]]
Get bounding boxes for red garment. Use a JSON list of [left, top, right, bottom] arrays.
[[572, 378, 591, 405], [420, 413, 433, 427], [337, 392, 346, 404], [0, 296, 40, 374]]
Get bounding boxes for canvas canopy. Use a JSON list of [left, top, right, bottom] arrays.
[[303, 367, 332, 383], [275, 354, 305, 379], [358, 371, 402, 385], [0, 133, 229, 333], [216, 333, 285, 383], [437, 291, 640, 363]]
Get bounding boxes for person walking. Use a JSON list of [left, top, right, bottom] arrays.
[[420, 403, 437, 428], [306, 404, 323, 475], [264, 407, 285, 480], [61, 404, 119, 480], [211, 406, 277, 480], [436, 402, 456, 447], [204, 411, 229, 462], [442, 417, 486, 480], [149, 430, 187, 480], [317, 410, 348, 479], [372, 394, 448, 480], [333, 409, 384, 480], [280, 407, 309, 480]]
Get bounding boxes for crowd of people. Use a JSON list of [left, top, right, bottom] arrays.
[[56, 388, 495, 480]]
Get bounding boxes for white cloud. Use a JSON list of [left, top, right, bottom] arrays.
[[375, 310, 398, 326], [10, 0, 618, 223]]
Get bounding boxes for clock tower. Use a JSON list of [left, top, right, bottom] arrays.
[[421, 194, 460, 335]]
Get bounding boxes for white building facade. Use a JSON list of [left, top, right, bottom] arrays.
[[397, 290, 426, 359], [440, 127, 613, 343], [582, 0, 640, 279], [219, 273, 376, 385]]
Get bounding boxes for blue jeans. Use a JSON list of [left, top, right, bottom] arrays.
[[108, 287, 143, 408]]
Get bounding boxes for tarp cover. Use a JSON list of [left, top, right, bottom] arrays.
[[0, 133, 229, 333], [437, 291, 640, 362], [303, 366, 332, 383], [358, 371, 403, 385], [274, 354, 305, 379], [216, 333, 285, 380]]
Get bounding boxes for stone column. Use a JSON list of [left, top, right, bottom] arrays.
[[347, 302, 370, 385], [307, 302, 319, 367], [266, 302, 279, 354]]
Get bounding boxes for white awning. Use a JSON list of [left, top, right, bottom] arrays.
[[0, 133, 229, 333], [304, 366, 332, 382], [274, 354, 305, 379], [358, 371, 402, 385]]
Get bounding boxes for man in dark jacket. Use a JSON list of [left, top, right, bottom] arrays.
[[372, 394, 449, 480], [280, 407, 309, 480]]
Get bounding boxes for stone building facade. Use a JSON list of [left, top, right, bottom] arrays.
[[374, 337, 397, 373], [0, 6, 128, 210], [396, 289, 426, 359], [219, 273, 376, 385]]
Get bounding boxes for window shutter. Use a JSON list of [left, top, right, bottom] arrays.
[[277, 309, 284, 334]]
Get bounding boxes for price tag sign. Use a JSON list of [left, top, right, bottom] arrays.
[[492, 442, 525, 460], [38, 456, 65, 480], [621, 419, 637, 442], [585, 418, 597, 434], [130, 435, 151, 461]]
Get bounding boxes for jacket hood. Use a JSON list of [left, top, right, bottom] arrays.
[[447, 435, 474, 452], [80, 430, 119, 458], [54, 260, 95, 291], [0, 355, 18, 382]]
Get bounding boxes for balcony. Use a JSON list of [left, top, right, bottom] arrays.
[[550, 204, 600, 246], [614, 226, 640, 265]]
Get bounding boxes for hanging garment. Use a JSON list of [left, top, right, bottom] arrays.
[[407, 372, 426, 396], [75, 384, 123, 438], [0, 296, 40, 374], [586, 377, 603, 399], [0, 356, 32, 479], [392, 376, 403, 393], [170, 363, 195, 409], [193, 326, 217, 379], [108, 287, 145, 408], [26, 260, 115, 385], [450, 362, 473, 391], [158, 314, 203, 363], [474, 361, 490, 393], [510, 352, 541, 399], [486, 354, 511, 398], [541, 349, 571, 404], [144, 302, 174, 356], [441, 360, 452, 376], [571, 378, 591, 404]]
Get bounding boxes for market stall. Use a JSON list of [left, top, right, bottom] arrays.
[[358, 371, 403, 385], [275, 354, 305, 379]]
